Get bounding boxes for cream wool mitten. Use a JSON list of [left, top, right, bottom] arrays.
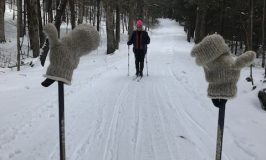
[[41, 23, 100, 87], [191, 34, 256, 100]]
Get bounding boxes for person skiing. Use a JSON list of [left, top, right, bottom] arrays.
[[127, 19, 150, 77]]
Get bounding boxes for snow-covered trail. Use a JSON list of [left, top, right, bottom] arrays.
[[62, 21, 211, 160], [0, 19, 265, 160]]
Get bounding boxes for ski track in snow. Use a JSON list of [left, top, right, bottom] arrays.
[[0, 19, 266, 160]]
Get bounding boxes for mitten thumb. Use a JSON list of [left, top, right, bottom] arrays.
[[234, 51, 256, 69], [43, 23, 60, 47]]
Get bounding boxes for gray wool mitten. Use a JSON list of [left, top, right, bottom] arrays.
[[43, 23, 100, 85], [191, 34, 256, 99]]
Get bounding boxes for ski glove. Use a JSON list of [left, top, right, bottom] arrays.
[[42, 23, 100, 87], [191, 34, 256, 99]]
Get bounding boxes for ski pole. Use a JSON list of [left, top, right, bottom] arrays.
[[58, 81, 66, 160], [146, 49, 149, 76], [212, 99, 227, 160], [128, 45, 130, 76]]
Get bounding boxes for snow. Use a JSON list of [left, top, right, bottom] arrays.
[[0, 10, 266, 160]]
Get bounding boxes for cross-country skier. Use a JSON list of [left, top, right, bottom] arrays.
[[127, 19, 150, 77]]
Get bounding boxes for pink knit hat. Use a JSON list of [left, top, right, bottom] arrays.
[[137, 20, 143, 28]]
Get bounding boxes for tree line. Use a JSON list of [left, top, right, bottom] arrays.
[[164, 0, 265, 66], [0, 0, 265, 70], [0, 0, 161, 63]]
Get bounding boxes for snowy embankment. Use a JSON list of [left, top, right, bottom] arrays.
[[0, 18, 266, 160]]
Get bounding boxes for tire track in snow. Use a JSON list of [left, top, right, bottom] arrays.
[[153, 87, 176, 160], [167, 67, 212, 136], [164, 66, 232, 160], [70, 97, 106, 160], [139, 83, 175, 160], [139, 52, 196, 159], [132, 95, 140, 160], [166, 67, 214, 158], [134, 82, 157, 160], [155, 76, 205, 160], [0, 70, 108, 160], [102, 81, 130, 160]]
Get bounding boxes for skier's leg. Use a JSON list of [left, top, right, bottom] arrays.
[[139, 51, 145, 77], [140, 62, 144, 77], [134, 52, 140, 76]]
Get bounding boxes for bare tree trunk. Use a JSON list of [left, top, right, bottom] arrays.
[[17, 0, 22, 71], [89, 5, 92, 24], [85, 7, 88, 23], [0, 0, 5, 43], [69, 0, 76, 29], [248, 0, 255, 86], [17, 0, 23, 37], [37, 0, 45, 47], [128, 1, 134, 39], [27, 0, 40, 58], [93, 2, 96, 26], [43, 0, 46, 25], [195, 6, 207, 44], [121, 13, 124, 33], [96, 0, 100, 31], [234, 40, 238, 55], [40, 0, 68, 66], [124, 13, 127, 31], [219, 0, 225, 35], [47, 0, 53, 22], [54, 0, 68, 37], [78, 0, 84, 24], [105, 2, 115, 54], [56, 0, 60, 9], [13, 0, 15, 20], [136, 0, 144, 19], [248, 0, 253, 50], [65, 7, 68, 22], [23, 0, 26, 36], [194, 6, 201, 44], [115, 4, 120, 49], [262, 0, 266, 68]]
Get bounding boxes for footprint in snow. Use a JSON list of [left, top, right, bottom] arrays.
[[9, 153, 15, 159], [178, 135, 195, 145], [24, 86, 30, 90], [242, 90, 248, 94], [49, 114, 55, 118], [8, 150, 22, 159], [14, 149, 22, 154], [18, 74, 27, 77], [179, 135, 187, 139], [46, 105, 54, 109]]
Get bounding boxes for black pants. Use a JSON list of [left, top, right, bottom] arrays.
[[134, 49, 146, 74]]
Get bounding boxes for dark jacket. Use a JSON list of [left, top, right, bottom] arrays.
[[127, 30, 150, 53]]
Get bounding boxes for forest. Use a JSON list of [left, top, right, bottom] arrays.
[[0, 0, 265, 69]]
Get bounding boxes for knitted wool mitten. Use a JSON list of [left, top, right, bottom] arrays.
[[191, 34, 256, 99], [42, 23, 100, 87]]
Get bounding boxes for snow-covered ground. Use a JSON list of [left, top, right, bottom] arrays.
[[0, 13, 266, 160]]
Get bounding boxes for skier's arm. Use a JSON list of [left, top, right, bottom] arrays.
[[145, 32, 150, 44], [127, 31, 135, 45]]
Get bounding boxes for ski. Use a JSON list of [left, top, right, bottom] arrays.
[[136, 76, 142, 82], [132, 76, 139, 80]]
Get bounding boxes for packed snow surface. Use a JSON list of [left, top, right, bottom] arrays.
[[0, 18, 266, 160]]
